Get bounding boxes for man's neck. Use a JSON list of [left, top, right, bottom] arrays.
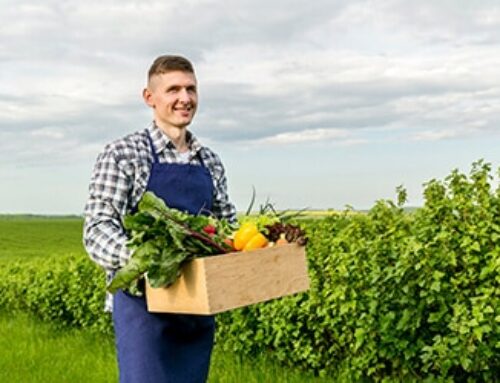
[[156, 122, 189, 152]]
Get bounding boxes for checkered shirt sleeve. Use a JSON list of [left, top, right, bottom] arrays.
[[83, 148, 135, 272], [201, 149, 237, 224]]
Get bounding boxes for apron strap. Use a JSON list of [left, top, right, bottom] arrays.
[[146, 130, 159, 164], [194, 149, 207, 168]]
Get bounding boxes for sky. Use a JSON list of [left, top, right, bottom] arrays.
[[1, 0, 499, 214]]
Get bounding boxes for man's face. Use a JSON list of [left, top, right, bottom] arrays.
[[143, 70, 198, 131]]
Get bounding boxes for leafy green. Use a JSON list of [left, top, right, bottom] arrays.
[[107, 192, 234, 294]]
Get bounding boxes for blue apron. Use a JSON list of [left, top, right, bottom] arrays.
[[112, 131, 215, 383]]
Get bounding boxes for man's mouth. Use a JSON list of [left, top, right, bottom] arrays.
[[174, 103, 193, 111], [174, 106, 192, 113]]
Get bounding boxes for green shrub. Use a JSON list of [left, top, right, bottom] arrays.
[[216, 160, 499, 381], [0, 253, 112, 335]]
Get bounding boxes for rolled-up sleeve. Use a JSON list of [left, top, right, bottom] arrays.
[[209, 153, 237, 224], [83, 148, 133, 272]]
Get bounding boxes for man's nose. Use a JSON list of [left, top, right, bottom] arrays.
[[178, 88, 190, 102]]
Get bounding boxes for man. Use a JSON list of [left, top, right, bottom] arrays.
[[83, 55, 237, 383]]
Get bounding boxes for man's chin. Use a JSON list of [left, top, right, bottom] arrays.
[[172, 120, 193, 129]]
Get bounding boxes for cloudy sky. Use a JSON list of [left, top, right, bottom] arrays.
[[1, 0, 499, 214]]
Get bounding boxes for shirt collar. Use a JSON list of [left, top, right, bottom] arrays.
[[147, 122, 203, 156]]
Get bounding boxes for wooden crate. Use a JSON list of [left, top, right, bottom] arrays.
[[145, 243, 310, 315]]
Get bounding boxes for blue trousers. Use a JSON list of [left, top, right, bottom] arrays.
[[113, 290, 215, 383]]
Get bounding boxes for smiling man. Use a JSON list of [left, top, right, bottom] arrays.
[[83, 55, 237, 383], [143, 60, 198, 150]]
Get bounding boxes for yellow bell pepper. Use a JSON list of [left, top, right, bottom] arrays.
[[233, 222, 259, 250], [243, 232, 269, 251], [233, 222, 271, 251]]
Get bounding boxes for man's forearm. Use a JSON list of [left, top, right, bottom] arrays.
[[83, 213, 131, 272]]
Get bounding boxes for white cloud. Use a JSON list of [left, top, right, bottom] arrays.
[[476, 7, 500, 27], [31, 127, 65, 139], [1, 0, 500, 161], [411, 129, 458, 141], [258, 128, 352, 145]]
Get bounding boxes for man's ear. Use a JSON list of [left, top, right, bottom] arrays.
[[143, 88, 155, 108]]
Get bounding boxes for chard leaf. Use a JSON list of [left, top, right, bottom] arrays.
[[106, 241, 159, 293], [124, 211, 155, 232], [107, 257, 145, 294], [138, 192, 169, 218], [166, 224, 186, 251]]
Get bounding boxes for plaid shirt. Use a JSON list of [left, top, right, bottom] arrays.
[[83, 123, 237, 311]]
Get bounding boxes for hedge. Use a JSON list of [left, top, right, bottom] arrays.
[[217, 160, 499, 381], [0, 253, 112, 335], [0, 160, 498, 381]]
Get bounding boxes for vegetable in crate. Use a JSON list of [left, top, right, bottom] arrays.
[[232, 221, 270, 251], [264, 222, 308, 246], [233, 197, 309, 250], [107, 192, 234, 294]]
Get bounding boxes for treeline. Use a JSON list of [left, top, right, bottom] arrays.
[[0, 161, 498, 381]]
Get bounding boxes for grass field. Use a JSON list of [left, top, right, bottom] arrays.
[[0, 312, 328, 383], [0, 216, 86, 260], [0, 216, 330, 382], [0, 312, 118, 382]]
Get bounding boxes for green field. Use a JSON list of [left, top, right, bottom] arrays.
[[0, 216, 328, 383], [0, 312, 327, 383], [0, 312, 118, 383], [0, 216, 86, 260]]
